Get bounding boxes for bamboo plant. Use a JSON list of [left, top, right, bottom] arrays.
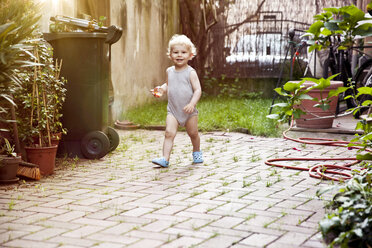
[[14, 39, 67, 147]]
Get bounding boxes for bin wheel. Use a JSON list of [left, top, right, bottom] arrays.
[[81, 131, 110, 159], [107, 126, 120, 152]]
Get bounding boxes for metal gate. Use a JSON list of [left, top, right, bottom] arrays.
[[206, 0, 356, 79]]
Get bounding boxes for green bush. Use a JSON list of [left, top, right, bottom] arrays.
[[0, 0, 40, 103], [317, 164, 372, 248]]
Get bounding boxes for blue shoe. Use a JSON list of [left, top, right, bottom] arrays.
[[193, 151, 203, 164], [152, 157, 169, 168]]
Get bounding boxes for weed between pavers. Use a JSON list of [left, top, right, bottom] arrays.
[[242, 180, 253, 188]]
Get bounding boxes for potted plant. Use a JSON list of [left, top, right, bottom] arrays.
[[269, 4, 372, 128], [0, 0, 40, 164], [268, 74, 349, 128], [14, 38, 67, 176], [0, 138, 21, 182]]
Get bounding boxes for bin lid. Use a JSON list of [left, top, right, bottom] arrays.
[[47, 16, 122, 45], [43, 32, 107, 42]]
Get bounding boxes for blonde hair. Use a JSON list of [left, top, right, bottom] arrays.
[[167, 34, 197, 58]]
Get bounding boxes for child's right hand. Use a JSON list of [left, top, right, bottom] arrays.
[[150, 86, 163, 98]]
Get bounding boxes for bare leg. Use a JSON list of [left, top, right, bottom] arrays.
[[185, 115, 200, 152], [163, 114, 179, 161]]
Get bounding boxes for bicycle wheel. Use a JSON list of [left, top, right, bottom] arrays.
[[350, 59, 372, 112]]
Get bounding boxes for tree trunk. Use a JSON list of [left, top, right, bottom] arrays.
[[179, 0, 266, 87]]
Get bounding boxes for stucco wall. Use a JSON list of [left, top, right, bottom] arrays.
[[110, 0, 179, 122]]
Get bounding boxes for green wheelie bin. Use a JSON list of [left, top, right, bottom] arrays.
[[43, 31, 120, 159]]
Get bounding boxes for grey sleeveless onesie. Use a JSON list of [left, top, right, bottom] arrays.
[[167, 65, 198, 126]]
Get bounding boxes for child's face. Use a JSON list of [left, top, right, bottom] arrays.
[[170, 44, 193, 68]]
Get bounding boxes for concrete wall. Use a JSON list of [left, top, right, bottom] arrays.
[[110, 0, 179, 121], [35, 0, 179, 123]]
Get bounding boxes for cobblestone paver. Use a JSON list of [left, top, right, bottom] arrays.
[[0, 129, 357, 247]]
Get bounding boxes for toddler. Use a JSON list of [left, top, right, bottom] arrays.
[[151, 34, 203, 167]]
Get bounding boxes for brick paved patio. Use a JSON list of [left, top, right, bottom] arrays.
[[0, 129, 357, 248]]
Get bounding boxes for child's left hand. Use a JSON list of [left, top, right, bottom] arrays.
[[183, 103, 195, 113]]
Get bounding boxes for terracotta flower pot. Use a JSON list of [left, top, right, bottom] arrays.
[[25, 145, 58, 176], [295, 80, 344, 129]]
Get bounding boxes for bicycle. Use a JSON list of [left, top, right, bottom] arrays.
[[350, 56, 372, 113], [319, 39, 372, 116]]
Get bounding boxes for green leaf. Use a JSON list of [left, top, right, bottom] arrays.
[[353, 23, 372, 37], [307, 20, 324, 35], [266, 114, 279, 120], [323, 7, 341, 14], [298, 94, 313, 100], [361, 100, 372, 106], [285, 109, 293, 115], [316, 186, 335, 196], [0, 22, 16, 39], [353, 204, 367, 209], [360, 218, 369, 229], [356, 153, 372, 161], [324, 21, 339, 31], [292, 109, 305, 119], [320, 28, 333, 36], [357, 87, 372, 96], [314, 103, 330, 111], [274, 87, 287, 96], [355, 121, 365, 130], [308, 44, 323, 52], [353, 228, 363, 237], [328, 87, 348, 98], [319, 216, 340, 234], [301, 77, 319, 84], [283, 81, 302, 92], [312, 77, 331, 90], [326, 73, 340, 81], [360, 132, 372, 141], [272, 102, 289, 108], [344, 95, 352, 100]]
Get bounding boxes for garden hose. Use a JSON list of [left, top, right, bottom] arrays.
[[264, 121, 361, 181]]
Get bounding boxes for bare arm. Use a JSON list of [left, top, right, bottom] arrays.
[[183, 70, 202, 113], [160, 69, 169, 92], [151, 71, 168, 97], [159, 81, 168, 93]]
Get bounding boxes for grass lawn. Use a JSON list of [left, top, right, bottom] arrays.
[[121, 96, 283, 137]]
